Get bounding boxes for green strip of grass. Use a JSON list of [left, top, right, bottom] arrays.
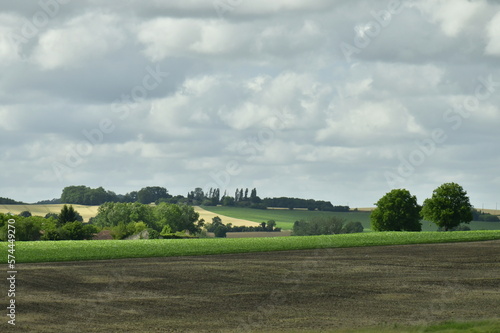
[[272, 319, 500, 333], [3, 230, 500, 264]]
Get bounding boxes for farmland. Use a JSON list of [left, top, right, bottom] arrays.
[[201, 206, 500, 232], [6, 240, 500, 332], [2, 204, 499, 232], [0, 204, 99, 222], [3, 230, 500, 263]]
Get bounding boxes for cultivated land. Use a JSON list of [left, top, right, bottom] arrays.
[[201, 206, 500, 232], [194, 205, 260, 227], [0, 204, 259, 226], [0, 204, 99, 222], [6, 240, 500, 332], [8, 231, 500, 263], [2, 204, 499, 232]]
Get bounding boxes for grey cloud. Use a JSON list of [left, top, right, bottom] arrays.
[[0, 0, 499, 208]]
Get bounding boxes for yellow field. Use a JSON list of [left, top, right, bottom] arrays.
[[0, 204, 100, 222], [0, 204, 259, 226], [481, 209, 500, 216], [193, 206, 260, 227]]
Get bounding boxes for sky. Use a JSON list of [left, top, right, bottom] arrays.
[[0, 0, 499, 208]]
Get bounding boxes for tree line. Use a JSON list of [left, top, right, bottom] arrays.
[[0, 197, 25, 205], [36, 185, 352, 212]]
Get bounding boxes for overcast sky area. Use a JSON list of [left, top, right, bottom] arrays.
[[1, 0, 499, 208]]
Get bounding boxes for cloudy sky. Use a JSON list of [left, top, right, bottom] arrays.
[[1, 0, 499, 208]]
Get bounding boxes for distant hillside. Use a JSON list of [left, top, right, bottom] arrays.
[[0, 197, 25, 205]]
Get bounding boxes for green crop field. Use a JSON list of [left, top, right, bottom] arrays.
[[202, 206, 500, 232], [266, 319, 500, 333], [4, 230, 500, 263], [202, 206, 372, 230]]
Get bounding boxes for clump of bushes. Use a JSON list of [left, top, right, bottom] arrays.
[[0, 206, 98, 241], [292, 216, 364, 236]]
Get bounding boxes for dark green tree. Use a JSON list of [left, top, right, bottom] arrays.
[[19, 210, 32, 217], [342, 221, 364, 234], [137, 186, 170, 204], [266, 220, 276, 231], [58, 205, 83, 225], [61, 221, 98, 240], [371, 189, 422, 231], [421, 182, 473, 231]]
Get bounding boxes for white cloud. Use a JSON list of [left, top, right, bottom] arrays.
[[485, 11, 500, 56], [413, 0, 487, 37], [316, 100, 424, 145], [32, 12, 126, 70], [138, 18, 249, 60]]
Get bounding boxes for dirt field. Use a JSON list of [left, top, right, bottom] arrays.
[[6, 241, 500, 332]]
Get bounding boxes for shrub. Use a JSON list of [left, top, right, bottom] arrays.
[[342, 221, 364, 234], [293, 216, 346, 236], [19, 211, 32, 218], [213, 225, 228, 238], [147, 228, 160, 239], [61, 222, 98, 240]]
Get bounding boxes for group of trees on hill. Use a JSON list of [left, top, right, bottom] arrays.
[[0, 197, 25, 205], [370, 182, 484, 232], [60, 186, 173, 205], [30, 185, 351, 214]]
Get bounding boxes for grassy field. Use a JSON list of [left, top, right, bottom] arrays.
[[202, 206, 500, 232], [4, 230, 500, 263], [202, 206, 372, 230], [268, 320, 500, 333]]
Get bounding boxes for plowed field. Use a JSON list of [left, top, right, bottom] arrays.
[[6, 241, 500, 332]]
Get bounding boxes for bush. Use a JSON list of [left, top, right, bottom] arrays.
[[293, 216, 346, 236], [438, 224, 471, 232], [45, 213, 59, 219], [61, 222, 98, 240], [111, 222, 136, 240], [342, 221, 364, 233], [480, 214, 500, 222], [0, 216, 44, 241], [213, 225, 228, 238], [147, 228, 160, 239], [19, 211, 32, 217]]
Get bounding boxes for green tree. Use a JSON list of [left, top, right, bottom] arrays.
[[154, 203, 202, 234], [19, 210, 32, 217], [0, 216, 44, 241], [45, 213, 59, 219], [58, 205, 83, 225], [61, 221, 98, 240], [371, 189, 422, 231], [137, 186, 170, 204], [421, 182, 473, 231], [267, 220, 276, 231], [213, 225, 228, 238]]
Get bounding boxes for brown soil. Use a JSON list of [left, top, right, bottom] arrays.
[[7, 241, 500, 332]]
